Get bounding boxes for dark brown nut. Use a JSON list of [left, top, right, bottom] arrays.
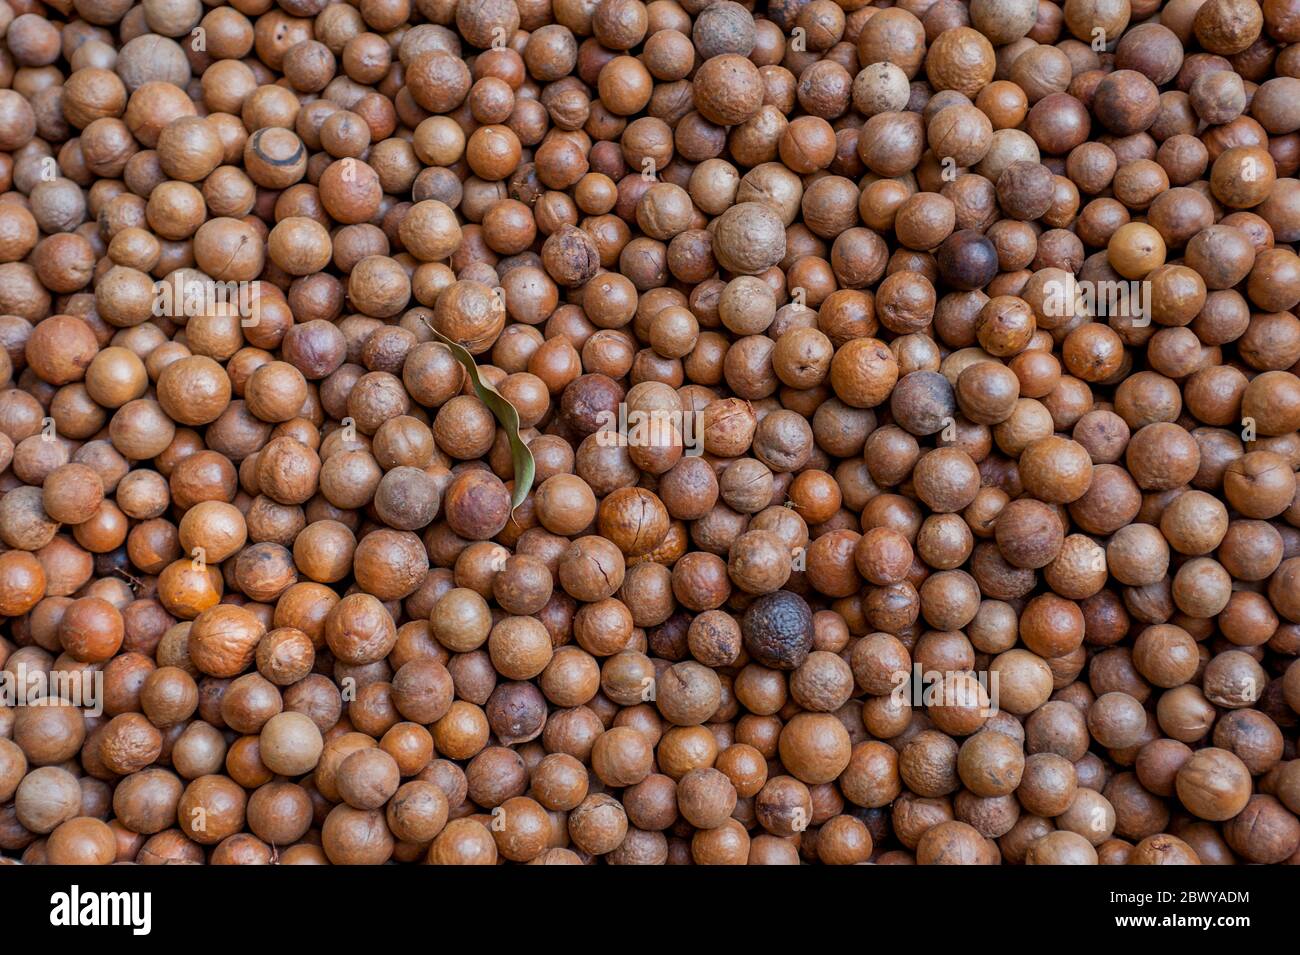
[[741, 590, 814, 670]]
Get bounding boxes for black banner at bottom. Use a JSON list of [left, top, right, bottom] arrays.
[[0, 864, 1280, 943]]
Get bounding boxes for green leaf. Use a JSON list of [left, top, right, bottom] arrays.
[[421, 319, 535, 512]]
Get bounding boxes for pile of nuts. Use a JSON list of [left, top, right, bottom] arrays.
[[0, 0, 1299, 867]]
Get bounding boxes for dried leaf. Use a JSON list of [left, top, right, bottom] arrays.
[[422, 319, 535, 511]]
